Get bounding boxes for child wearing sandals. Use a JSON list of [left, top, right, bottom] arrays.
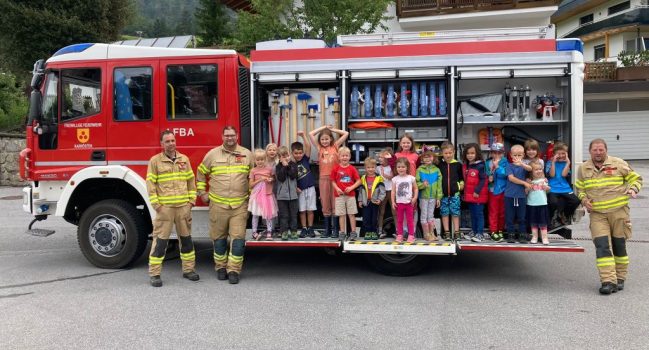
[[527, 161, 551, 245], [248, 149, 278, 240], [392, 157, 419, 243]]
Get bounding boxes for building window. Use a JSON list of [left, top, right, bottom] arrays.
[[579, 14, 593, 26], [61, 68, 101, 121], [166, 64, 218, 120], [594, 44, 606, 61], [113, 67, 153, 121], [619, 98, 649, 112], [608, 1, 630, 16], [585, 100, 617, 113]]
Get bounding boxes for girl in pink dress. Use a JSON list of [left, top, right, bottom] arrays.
[[248, 149, 278, 240]]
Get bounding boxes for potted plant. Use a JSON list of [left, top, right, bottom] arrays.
[[616, 50, 649, 80]]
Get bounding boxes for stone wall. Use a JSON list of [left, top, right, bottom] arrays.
[[0, 133, 26, 186]]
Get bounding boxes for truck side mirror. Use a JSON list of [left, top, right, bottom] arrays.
[[28, 90, 43, 125]]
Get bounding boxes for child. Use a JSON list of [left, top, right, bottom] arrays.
[[505, 144, 533, 243], [275, 146, 299, 240], [545, 141, 580, 226], [394, 133, 419, 176], [330, 146, 361, 240], [248, 149, 278, 240], [293, 131, 318, 238], [265, 143, 280, 236], [522, 139, 544, 172], [527, 161, 551, 245], [357, 157, 386, 240], [377, 148, 396, 239], [462, 143, 488, 242], [438, 142, 464, 240], [391, 158, 419, 243], [416, 150, 442, 241], [485, 143, 507, 242], [309, 125, 349, 238]]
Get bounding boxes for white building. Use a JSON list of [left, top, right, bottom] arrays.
[[553, 0, 649, 160]]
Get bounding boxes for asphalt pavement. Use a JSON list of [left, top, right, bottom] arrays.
[[1, 161, 648, 349]]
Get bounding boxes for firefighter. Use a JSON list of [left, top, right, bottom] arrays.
[[196, 126, 253, 284], [146, 130, 199, 287], [576, 138, 642, 295]]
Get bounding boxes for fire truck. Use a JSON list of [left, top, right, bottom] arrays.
[[20, 26, 585, 275]]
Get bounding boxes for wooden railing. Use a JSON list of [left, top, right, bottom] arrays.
[[584, 62, 617, 81], [397, 0, 560, 18]]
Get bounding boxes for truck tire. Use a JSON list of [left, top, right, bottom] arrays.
[[364, 253, 431, 276], [77, 199, 148, 269]]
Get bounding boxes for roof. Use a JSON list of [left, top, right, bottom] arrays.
[[552, 0, 609, 22], [47, 43, 237, 63]]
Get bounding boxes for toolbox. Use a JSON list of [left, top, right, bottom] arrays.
[[398, 127, 446, 140]]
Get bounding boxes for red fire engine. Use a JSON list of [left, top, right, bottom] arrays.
[[20, 27, 586, 275]]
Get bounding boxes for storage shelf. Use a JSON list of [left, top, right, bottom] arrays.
[[459, 120, 568, 125], [348, 117, 447, 122]]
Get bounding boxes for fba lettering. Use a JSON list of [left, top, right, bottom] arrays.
[[172, 128, 195, 137]]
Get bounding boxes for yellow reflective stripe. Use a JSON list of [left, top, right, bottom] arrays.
[[579, 176, 623, 185], [624, 172, 639, 182], [596, 257, 615, 267], [208, 193, 248, 205], [146, 173, 158, 183], [228, 254, 244, 263], [157, 170, 194, 179], [156, 194, 194, 204], [196, 182, 206, 190], [149, 256, 164, 265], [180, 251, 196, 260], [198, 163, 210, 175], [592, 196, 629, 210], [210, 165, 250, 174], [582, 181, 624, 190], [213, 253, 227, 262], [577, 192, 586, 200], [614, 256, 629, 264]]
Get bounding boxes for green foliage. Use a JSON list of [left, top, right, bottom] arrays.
[[195, 0, 233, 47], [233, 0, 394, 53], [122, 0, 199, 37], [0, 0, 133, 80], [0, 70, 28, 131], [617, 50, 649, 67]]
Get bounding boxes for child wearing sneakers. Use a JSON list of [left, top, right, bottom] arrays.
[[527, 161, 551, 245], [392, 157, 419, 243], [438, 142, 464, 240], [275, 146, 299, 240], [357, 157, 386, 240], [485, 143, 508, 242], [545, 141, 580, 226], [377, 148, 396, 238], [462, 143, 488, 242], [416, 150, 442, 241], [293, 131, 317, 238], [331, 147, 361, 240], [505, 144, 533, 243]]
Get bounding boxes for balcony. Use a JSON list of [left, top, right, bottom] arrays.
[[397, 0, 561, 18], [584, 62, 617, 81]]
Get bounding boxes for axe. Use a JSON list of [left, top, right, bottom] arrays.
[[297, 93, 311, 137], [307, 104, 318, 133]]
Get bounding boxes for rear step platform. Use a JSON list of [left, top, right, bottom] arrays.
[[344, 239, 456, 254], [458, 239, 584, 252], [245, 235, 341, 248]]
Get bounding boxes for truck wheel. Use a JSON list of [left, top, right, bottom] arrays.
[[77, 199, 148, 269], [364, 253, 431, 276]]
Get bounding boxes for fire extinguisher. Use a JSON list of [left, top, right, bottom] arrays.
[[544, 140, 555, 162]]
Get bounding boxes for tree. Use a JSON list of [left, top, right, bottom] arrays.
[[0, 70, 29, 131], [233, 0, 394, 52], [0, 0, 133, 80], [195, 0, 232, 47], [151, 18, 172, 37]]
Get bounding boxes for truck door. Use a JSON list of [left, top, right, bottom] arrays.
[[105, 61, 158, 175], [48, 66, 107, 171], [159, 58, 228, 164]]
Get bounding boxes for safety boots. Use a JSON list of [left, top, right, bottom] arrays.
[[599, 282, 618, 295]]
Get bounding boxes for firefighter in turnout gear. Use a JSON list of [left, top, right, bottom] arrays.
[[576, 138, 642, 295], [197, 126, 253, 284], [146, 131, 199, 287]]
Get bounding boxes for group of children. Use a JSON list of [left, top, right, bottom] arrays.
[[248, 126, 579, 244]]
